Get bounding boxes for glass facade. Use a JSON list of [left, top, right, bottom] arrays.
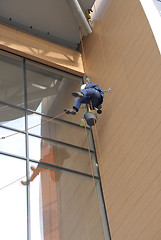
[[0, 50, 110, 240]]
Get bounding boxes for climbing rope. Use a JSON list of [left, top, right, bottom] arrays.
[[79, 21, 110, 238], [91, 2, 117, 180], [0, 175, 26, 191], [79, 28, 87, 82], [0, 111, 66, 140]]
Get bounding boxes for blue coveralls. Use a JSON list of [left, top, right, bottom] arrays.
[[73, 83, 104, 111]]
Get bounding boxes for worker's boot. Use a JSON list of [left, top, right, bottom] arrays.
[[21, 180, 28, 185], [97, 109, 102, 114], [64, 108, 76, 115], [72, 92, 84, 99]]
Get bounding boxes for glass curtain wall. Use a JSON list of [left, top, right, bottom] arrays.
[[0, 50, 110, 240]]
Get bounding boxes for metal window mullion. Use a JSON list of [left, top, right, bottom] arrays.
[[0, 99, 26, 111], [23, 58, 31, 240], [29, 158, 100, 180], [0, 151, 27, 161], [90, 129, 112, 240]]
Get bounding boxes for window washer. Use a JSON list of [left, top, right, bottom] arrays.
[[64, 80, 105, 115]]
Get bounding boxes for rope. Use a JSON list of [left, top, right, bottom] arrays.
[[79, 23, 110, 238], [79, 3, 114, 238], [84, 118, 108, 240], [0, 111, 65, 140], [79, 28, 87, 83], [0, 175, 26, 191], [91, 1, 119, 182]]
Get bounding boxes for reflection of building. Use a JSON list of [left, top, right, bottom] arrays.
[[39, 145, 70, 240], [22, 145, 70, 184], [1, 0, 161, 239], [22, 145, 70, 239]]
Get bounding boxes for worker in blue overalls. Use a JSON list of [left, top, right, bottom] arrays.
[[64, 82, 104, 115]]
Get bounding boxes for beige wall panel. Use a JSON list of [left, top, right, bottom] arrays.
[[110, 139, 161, 221], [83, 0, 161, 239], [105, 93, 161, 180], [0, 24, 84, 76], [105, 120, 161, 203]]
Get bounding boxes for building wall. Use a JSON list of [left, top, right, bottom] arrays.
[[1, 1, 161, 237], [82, 0, 161, 239]]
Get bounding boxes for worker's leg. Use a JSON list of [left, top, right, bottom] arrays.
[[73, 96, 90, 111], [64, 97, 84, 115]]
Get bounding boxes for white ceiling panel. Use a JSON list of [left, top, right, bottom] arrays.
[[0, 0, 95, 49]]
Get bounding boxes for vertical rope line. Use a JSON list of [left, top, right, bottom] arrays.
[[92, 2, 119, 177], [79, 14, 111, 239], [84, 121, 109, 240], [91, 7, 124, 230], [79, 28, 86, 83]]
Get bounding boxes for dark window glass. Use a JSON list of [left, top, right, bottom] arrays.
[[29, 136, 98, 176], [29, 165, 105, 240], [26, 60, 86, 124], [0, 103, 25, 130], [28, 112, 94, 150], [0, 51, 24, 107]]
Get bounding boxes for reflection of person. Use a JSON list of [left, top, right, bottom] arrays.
[[64, 83, 104, 115], [21, 165, 42, 185], [21, 145, 70, 185]]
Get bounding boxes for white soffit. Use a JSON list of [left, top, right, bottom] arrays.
[[0, 0, 95, 49]]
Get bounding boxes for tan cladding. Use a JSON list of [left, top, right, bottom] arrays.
[[0, 23, 84, 76], [82, 0, 161, 239]]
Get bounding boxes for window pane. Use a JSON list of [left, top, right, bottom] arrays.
[[0, 51, 24, 107], [0, 154, 27, 240], [29, 165, 105, 240], [28, 136, 98, 176], [26, 60, 86, 124], [0, 103, 25, 130], [28, 112, 94, 150], [0, 127, 26, 157]]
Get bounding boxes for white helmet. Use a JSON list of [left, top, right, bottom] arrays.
[[80, 84, 86, 91]]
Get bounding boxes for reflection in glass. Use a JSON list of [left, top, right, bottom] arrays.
[[0, 51, 24, 107], [29, 166, 105, 240], [0, 50, 108, 240], [28, 112, 94, 150], [0, 103, 25, 130], [0, 127, 26, 157], [26, 60, 85, 124], [0, 154, 27, 240], [28, 136, 98, 176]]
